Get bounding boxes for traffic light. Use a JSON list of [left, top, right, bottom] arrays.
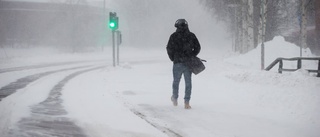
[[109, 12, 118, 30]]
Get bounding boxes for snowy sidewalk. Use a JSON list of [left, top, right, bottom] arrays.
[[63, 56, 320, 137]]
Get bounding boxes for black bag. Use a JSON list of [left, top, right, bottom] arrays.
[[186, 56, 206, 75]]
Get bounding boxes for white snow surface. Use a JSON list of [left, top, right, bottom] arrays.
[[0, 36, 320, 137]]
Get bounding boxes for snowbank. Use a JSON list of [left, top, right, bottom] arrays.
[[225, 36, 317, 70]]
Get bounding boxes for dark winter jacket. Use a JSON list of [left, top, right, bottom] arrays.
[[166, 27, 201, 64]]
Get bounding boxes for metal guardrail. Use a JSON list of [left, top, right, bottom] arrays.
[[265, 57, 320, 77]]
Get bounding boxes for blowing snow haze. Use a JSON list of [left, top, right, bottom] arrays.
[[106, 0, 228, 48], [1, 1, 320, 137], [0, 0, 229, 51]]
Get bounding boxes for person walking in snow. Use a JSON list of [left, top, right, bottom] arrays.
[[166, 19, 201, 109]]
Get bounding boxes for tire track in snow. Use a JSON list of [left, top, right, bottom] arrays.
[[111, 92, 183, 137], [7, 66, 105, 137], [0, 65, 92, 101], [130, 109, 183, 137]]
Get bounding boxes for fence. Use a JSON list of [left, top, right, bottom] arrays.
[[265, 57, 320, 77]]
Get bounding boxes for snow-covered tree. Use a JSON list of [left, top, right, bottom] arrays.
[[200, 0, 318, 54]]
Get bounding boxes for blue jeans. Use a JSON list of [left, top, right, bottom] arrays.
[[172, 63, 192, 102]]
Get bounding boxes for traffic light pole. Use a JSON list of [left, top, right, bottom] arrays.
[[116, 31, 120, 65], [109, 12, 120, 67], [112, 30, 116, 67]]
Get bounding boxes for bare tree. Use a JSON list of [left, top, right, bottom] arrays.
[[200, 0, 256, 54], [316, 0, 320, 55], [260, 0, 267, 69]]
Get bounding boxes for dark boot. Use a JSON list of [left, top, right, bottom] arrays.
[[184, 101, 191, 109]]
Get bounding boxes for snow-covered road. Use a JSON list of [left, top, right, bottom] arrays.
[[0, 59, 107, 136], [0, 44, 319, 137]]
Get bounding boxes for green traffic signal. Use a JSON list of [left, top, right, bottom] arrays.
[[109, 22, 115, 28]]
